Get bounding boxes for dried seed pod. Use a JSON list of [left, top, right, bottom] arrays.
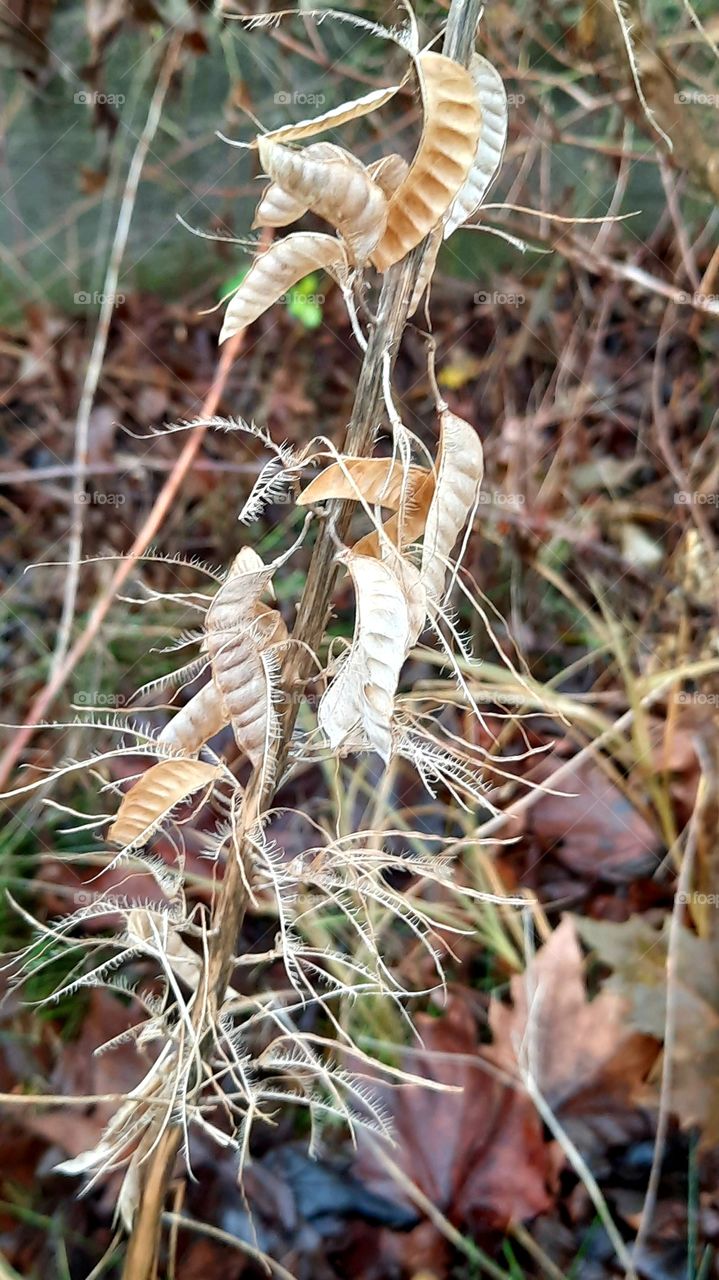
[[318, 551, 412, 762], [264, 82, 401, 145], [371, 51, 482, 272], [444, 55, 508, 239], [108, 759, 219, 848], [253, 183, 308, 228], [258, 137, 387, 263], [408, 223, 442, 315], [353, 467, 435, 558], [220, 233, 348, 343], [297, 457, 430, 510], [367, 152, 410, 195], [206, 555, 287, 767], [420, 408, 484, 603], [157, 680, 227, 757]]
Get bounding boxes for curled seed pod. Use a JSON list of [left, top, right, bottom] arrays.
[[297, 457, 430, 510], [220, 233, 348, 343], [258, 137, 387, 263], [371, 51, 482, 272], [263, 82, 402, 145], [253, 183, 308, 228], [157, 680, 227, 757], [318, 551, 413, 762], [420, 408, 484, 604], [353, 467, 435, 558], [444, 55, 508, 239], [206, 554, 287, 767], [108, 759, 220, 848], [367, 152, 410, 195]]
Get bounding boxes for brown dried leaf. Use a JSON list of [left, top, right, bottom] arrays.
[[488, 918, 658, 1159], [108, 759, 219, 847], [219, 232, 348, 343], [257, 138, 387, 262], [420, 408, 483, 602], [371, 52, 482, 271], [353, 469, 435, 558]]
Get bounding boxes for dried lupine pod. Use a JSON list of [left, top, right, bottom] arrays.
[[367, 152, 410, 195], [108, 759, 220, 848], [257, 137, 387, 263], [253, 182, 308, 228], [371, 51, 482, 271], [263, 82, 402, 145], [420, 408, 484, 604], [220, 233, 349, 343], [353, 466, 435, 558], [157, 680, 227, 757], [318, 551, 412, 761], [444, 55, 508, 239], [407, 223, 442, 315], [297, 456, 430, 511], [253, 142, 352, 229], [206, 553, 288, 767]]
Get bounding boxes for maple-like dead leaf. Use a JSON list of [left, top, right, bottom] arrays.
[[488, 917, 658, 1160], [108, 759, 220, 848], [353, 996, 552, 1268], [257, 138, 387, 263], [318, 551, 412, 761], [444, 54, 508, 239], [420, 408, 484, 603], [371, 52, 482, 272], [577, 914, 719, 1146], [220, 233, 348, 343]]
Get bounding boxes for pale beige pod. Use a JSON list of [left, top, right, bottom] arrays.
[[371, 51, 482, 272], [420, 408, 484, 604], [257, 137, 388, 263], [318, 551, 412, 762], [220, 232, 348, 343], [108, 758, 220, 848]]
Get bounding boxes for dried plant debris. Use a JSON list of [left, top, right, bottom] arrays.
[[219, 232, 349, 343], [371, 52, 482, 271]]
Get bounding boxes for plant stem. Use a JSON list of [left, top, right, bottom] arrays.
[[121, 3, 483, 1275]]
